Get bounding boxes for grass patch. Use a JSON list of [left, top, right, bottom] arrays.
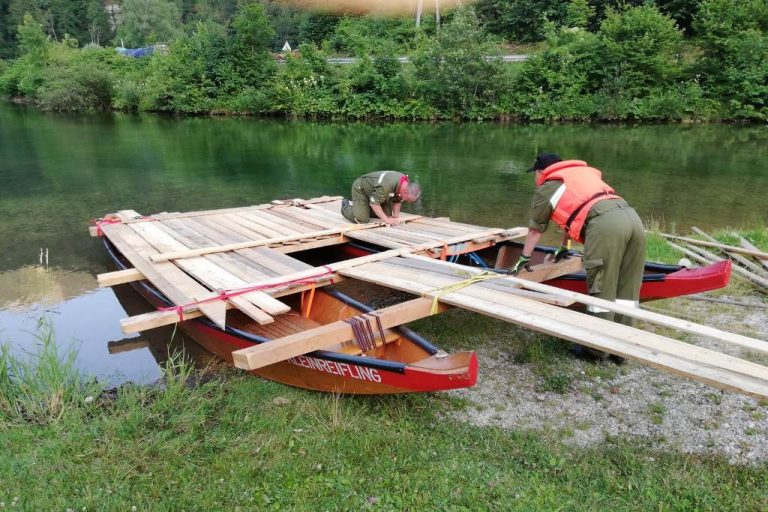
[[2, 369, 768, 510], [0, 319, 102, 425], [648, 402, 667, 425], [2, 331, 768, 509]]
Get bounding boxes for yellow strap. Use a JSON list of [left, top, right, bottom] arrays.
[[426, 271, 500, 314]]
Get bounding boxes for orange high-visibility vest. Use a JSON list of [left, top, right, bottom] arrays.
[[535, 160, 622, 243]]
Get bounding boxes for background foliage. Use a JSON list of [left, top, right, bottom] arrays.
[[0, 0, 765, 121]]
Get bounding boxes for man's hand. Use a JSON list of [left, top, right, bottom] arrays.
[[511, 255, 532, 275], [379, 216, 401, 226], [553, 245, 570, 262]]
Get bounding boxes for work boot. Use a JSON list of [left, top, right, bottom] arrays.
[[609, 354, 627, 365], [570, 344, 609, 362]]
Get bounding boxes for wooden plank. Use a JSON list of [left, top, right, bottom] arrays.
[[119, 277, 337, 334], [270, 206, 339, 230], [660, 233, 768, 260], [101, 222, 228, 329], [344, 230, 410, 249], [401, 254, 768, 356], [129, 220, 287, 318], [198, 214, 269, 242], [692, 227, 768, 278], [738, 235, 768, 272], [388, 257, 574, 307], [268, 235, 348, 254], [682, 242, 768, 290], [232, 298, 447, 370], [120, 228, 506, 332], [340, 263, 768, 398], [152, 221, 273, 285], [394, 222, 468, 239], [227, 229, 508, 294], [258, 208, 328, 233], [239, 211, 304, 236], [233, 213, 292, 238], [97, 268, 144, 287], [667, 241, 713, 266], [130, 196, 344, 223], [150, 221, 402, 262]]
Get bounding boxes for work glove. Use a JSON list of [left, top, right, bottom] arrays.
[[553, 245, 570, 262], [511, 255, 532, 275]]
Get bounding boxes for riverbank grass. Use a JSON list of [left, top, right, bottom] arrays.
[[2, 335, 768, 510]]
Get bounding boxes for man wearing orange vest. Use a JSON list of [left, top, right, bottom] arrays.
[[512, 154, 646, 362]]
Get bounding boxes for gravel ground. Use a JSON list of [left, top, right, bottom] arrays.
[[448, 294, 768, 466]]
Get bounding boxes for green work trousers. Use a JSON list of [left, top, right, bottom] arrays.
[[341, 178, 393, 223], [582, 199, 647, 327]]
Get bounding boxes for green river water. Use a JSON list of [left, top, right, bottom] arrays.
[[1, 104, 766, 383]]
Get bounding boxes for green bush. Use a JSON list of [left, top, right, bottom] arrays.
[[37, 63, 114, 111], [270, 43, 339, 117], [412, 8, 508, 119], [510, 5, 695, 121], [694, 0, 768, 120], [597, 5, 684, 96]]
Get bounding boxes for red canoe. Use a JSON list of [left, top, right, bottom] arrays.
[[104, 238, 477, 395], [339, 240, 732, 302]]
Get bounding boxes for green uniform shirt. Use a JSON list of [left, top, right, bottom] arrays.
[[528, 180, 562, 233], [355, 170, 405, 206]]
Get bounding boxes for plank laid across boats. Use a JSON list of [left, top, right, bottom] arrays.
[[91, 196, 768, 400]]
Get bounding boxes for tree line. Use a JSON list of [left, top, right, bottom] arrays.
[[0, 0, 765, 121]]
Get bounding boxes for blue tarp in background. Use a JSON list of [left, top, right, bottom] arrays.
[[116, 46, 156, 58]]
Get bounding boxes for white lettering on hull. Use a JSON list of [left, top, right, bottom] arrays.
[[287, 355, 383, 383]]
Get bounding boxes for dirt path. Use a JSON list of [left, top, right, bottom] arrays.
[[449, 294, 768, 465]]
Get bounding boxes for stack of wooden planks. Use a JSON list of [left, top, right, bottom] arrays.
[[93, 197, 527, 333], [92, 197, 768, 400], [662, 228, 768, 291]]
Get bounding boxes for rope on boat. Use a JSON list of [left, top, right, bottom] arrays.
[[158, 265, 335, 322], [425, 270, 501, 314], [91, 215, 158, 236]]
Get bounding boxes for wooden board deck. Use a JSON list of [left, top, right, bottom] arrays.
[[95, 197, 523, 332], [92, 196, 768, 400]]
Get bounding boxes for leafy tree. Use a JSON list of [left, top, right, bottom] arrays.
[[230, 2, 276, 85], [118, 0, 183, 47], [597, 5, 684, 94], [298, 12, 341, 45], [0, 14, 49, 97], [565, 0, 594, 28], [694, 0, 768, 119], [17, 12, 48, 59], [475, 0, 569, 42], [412, 8, 507, 118], [270, 43, 338, 117], [0, 0, 14, 58]]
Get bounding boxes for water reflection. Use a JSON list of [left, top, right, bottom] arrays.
[[1, 103, 766, 383]]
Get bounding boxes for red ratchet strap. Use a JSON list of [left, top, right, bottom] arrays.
[[158, 265, 336, 322], [92, 216, 157, 237], [92, 218, 122, 237]]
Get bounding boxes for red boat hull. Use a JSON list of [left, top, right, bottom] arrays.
[[547, 260, 732, 301], [105, 237, 478, 394]]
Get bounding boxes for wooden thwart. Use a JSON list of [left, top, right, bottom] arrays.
[[232, 298, 449, 370]]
